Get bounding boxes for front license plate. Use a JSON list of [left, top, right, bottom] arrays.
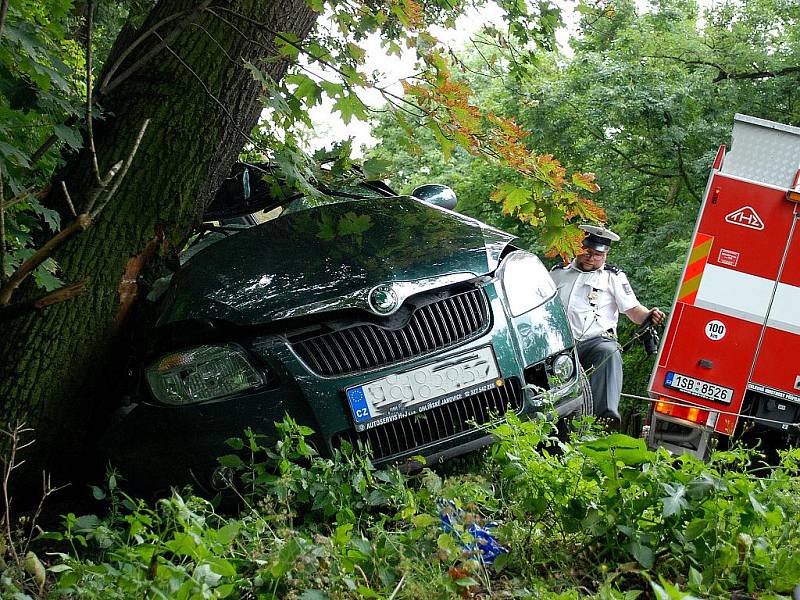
[[346, 346, 500, 432], [664, 372, 733, 404]]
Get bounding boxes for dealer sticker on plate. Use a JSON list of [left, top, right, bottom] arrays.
[[346, 345, 501, 431], [664, 371, 733, 404]]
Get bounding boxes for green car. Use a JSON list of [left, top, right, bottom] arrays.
[[105, 165, 589, 493]]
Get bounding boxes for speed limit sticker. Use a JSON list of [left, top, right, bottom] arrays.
[[705, 320, 726, 341]]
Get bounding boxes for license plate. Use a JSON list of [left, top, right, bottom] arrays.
[[664, 371, 733, 404], [346, 346, 500, 432]]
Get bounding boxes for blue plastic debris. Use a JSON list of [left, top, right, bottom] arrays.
[[437, 499, 508, 565]]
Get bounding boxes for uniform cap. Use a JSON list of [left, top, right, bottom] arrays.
[[579, 224, 620, 253]]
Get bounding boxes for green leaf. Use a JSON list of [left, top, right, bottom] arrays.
[[166, 532, 198, 557], [217, 521, 240, 545], [286, 73, 322, 107], [627, 539, 654, 569], [0, 141, 31, 167], [225, 437, 244, 450], [492, 552, 509, 573], [411, 513, 437, 528], [217, 454, 242, 468], [54, 124, 83, 150], [73, 514, 100, 531], [333, 94, 368, 125], [579, 434, 654, 466], [300, 591, 329, 600], [661, 483, 688, 517], [206, 557, 237, 578], [275, 32, 300, 59], [688, 566, 702, 588], [684, 518, 707, 541], [361, 157, 391, 180], [320, 81, 345, 98]]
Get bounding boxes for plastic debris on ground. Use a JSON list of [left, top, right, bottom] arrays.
[[437, 499, 508, 565]]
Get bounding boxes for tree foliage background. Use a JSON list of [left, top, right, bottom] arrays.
[[367, 0, 800, 429], [0, 0, 798, 468]]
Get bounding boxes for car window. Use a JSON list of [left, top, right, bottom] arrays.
[[282, 183, 394, 215]]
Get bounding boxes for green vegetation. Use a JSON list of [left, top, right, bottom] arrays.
[[367, 0, 800, 430], [4, 416, 799, 598]]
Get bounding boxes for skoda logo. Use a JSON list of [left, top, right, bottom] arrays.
[[369, 285, 398, 314]]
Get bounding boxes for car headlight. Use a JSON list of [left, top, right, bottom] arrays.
[[498, 250, 557, 316], [551, 352, 575, 382], [145, 344, 265, 406]]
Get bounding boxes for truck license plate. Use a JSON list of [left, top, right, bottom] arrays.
[[346, 346, 500, 432], [664, 372, 733, 404]]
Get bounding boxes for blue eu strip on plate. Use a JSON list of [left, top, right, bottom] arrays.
[[347, 386, 372, 423]]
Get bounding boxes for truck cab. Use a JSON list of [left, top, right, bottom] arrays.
[[647, 114, 800, 457]]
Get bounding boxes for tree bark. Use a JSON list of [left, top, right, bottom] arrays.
[[0, 0, 317, 488]]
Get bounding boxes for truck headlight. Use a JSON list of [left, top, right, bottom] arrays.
[[145, 344, 265, 406], [498, 250, 557, 316]]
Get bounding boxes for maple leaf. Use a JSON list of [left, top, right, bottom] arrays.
[[500, 185, 532, 215], [338, 212, 373, 237], [285, 73, 322, 107], [540, 224, 585, 261], [572, 171, 601, 193], [333, 94, 368, 124]]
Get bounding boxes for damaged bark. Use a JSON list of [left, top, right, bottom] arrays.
[[0, 0, 318, 487]]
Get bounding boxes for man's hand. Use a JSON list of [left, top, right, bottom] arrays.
[[625, 305, 666, 326], [648, 307, 665, 326]]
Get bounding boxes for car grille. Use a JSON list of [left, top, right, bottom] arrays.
[[333, 377, 522, 462], [290, 288, 490, 377]]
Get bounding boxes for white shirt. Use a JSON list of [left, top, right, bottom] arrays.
[[550, 260, 639, 341]]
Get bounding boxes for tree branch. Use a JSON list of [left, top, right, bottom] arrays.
[[29, 117, 77, 167], [0, 169, 5, 285], [90, 119, 150, 218], [0, 0, 9, 39], [99, 0, 214, 97], [85, 0, 100, 184], [0, 214, 92, 306], [0, 281, 88, 323], [0, 186, 51, 212], [674, 143, 700, 202], [582, 125, 677, 178], [713, 65, 800, 83]]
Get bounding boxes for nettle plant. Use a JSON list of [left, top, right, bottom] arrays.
[[5, 416, 800, 599], [489, 412, 800, 597]]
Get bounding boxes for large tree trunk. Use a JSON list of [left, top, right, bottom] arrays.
[[0, 0, 317, 489]]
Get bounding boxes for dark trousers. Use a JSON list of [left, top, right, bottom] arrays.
[[576, 336, 623, 421]]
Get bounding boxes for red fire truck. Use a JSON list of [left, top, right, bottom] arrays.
[[647, 114, 800, 458]]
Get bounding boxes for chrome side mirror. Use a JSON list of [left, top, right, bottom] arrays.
[[410, 184, 458, 210]]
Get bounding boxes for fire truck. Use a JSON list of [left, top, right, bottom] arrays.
[[647, 114, 800, 458]]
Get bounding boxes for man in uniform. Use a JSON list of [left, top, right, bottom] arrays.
[[550, 224, 665, 428]]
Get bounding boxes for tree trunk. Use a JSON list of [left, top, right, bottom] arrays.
[[0, 0, 317, 489]]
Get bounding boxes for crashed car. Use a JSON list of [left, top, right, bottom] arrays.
[[105, 164, 590, 492]]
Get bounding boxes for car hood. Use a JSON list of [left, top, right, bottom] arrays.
[[158, 196, 515, 327]]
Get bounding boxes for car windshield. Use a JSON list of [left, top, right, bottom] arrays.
[[282, 182, 390, 215], [183, 181, 395, 262]]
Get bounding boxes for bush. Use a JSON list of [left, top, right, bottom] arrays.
[[5, 415, 800, 599]]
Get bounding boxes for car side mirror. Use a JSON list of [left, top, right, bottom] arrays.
[[410, 184, 458, 210]]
